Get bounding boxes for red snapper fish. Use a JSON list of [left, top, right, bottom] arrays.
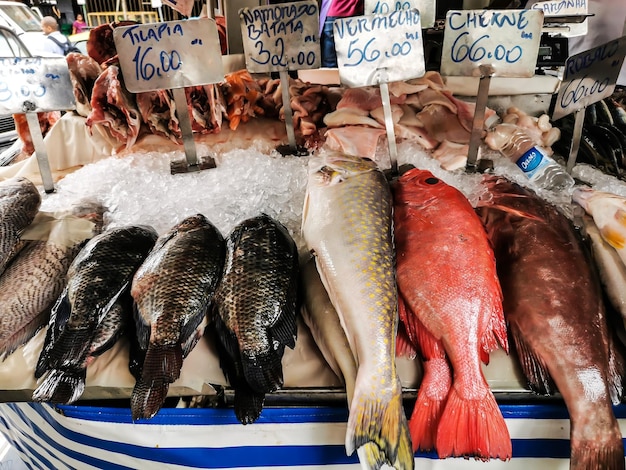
[[476, 175, 625, 470], [392, 168, 510, 461]]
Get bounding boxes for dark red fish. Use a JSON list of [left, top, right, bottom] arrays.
[[476, 175, 625, 470]]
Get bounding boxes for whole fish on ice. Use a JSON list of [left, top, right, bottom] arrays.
[[573, 187, 626, 266], [0, 201, 104, 360], [476, 175, 625, 470], [211, 214, 298, 425], [0, 177, 41, 275], [393, 168, 510, 461], [131, 214, 224, 420], [33, 224, 158, 404], [300, 258, 357, 406], [302, 152, 413, 470]]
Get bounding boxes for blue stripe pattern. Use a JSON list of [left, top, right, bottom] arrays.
[[0, 402, 625, 468]]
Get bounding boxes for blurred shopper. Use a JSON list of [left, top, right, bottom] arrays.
[[72, 13, 87, 34], [320, 0, 364, 67], [39, 16, 69, 56]]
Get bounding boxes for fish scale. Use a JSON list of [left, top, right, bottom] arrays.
[[0, 177, 41, 275], [131, 214, 225, 420], [212, 214, 298, 425], [302, 152, 412, 470], [477, 175, 625, 470], [33, 224, 158, 405]]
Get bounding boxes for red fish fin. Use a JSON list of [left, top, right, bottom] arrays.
[[571, 439, 624, 470], [131, 377, 170, 420], [607, 332, 626, 404], [480, 295, 508, 363], [436, 385, 511, 460], [396, 299, 417, 359], [409, 357, 451, 452], [510, 325, 556, 395], [346, 378, 413, 470]]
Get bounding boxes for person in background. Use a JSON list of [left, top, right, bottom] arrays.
[[39, 16, 69, 56], [72, 13, 87, 34], [320, 0, 363, 67]]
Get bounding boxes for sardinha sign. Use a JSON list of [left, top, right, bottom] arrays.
[[552, 36, 626, 121], [440, 9, 543, 77], [364, 0, 436, 28], [334, 8, 425, 87], [530, 0, 587, 17], [239, 0, 320, 73], [113, 18, 224, 93], [0, 57, 74, 114]]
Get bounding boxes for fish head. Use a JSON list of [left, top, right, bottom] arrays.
[[308, 152, 379, 186], [393, 167, 459, 206], [176, 214, 211, 232]]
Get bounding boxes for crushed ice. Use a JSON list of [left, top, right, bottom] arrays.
[[38, 140, 623, 254]]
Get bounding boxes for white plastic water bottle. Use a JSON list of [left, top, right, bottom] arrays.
[[486, 123, 574, 191]]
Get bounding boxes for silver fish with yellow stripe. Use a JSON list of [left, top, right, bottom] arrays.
[[302, 152, 413, 470]]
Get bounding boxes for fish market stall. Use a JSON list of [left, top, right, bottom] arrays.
[[2, 0, 626, 469]]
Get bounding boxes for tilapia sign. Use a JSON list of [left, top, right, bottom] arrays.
[[477, 175, 625, 470]]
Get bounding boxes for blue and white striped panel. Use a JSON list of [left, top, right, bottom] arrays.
[[0, 402, 625, 469]]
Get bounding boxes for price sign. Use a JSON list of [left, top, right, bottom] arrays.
[[114, 18, 224, 93], [334, 9, 424, 88], [365, 0, 435, 28], [239, 0, 320, 73], [0, 57, 75, 114], [530, 0, 587, 16], [440, 9, 543, 78], [552, 36, 626, 121]]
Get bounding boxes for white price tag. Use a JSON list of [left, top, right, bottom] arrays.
[[530, 0, 587, 17], [553, 36, 626, 121], [114, 18, 224, 93], [239, 0, 320, 73], [440, 9, 543, 78], [0, 57, 75, 114], [364, 0, 435, 28], [334, 9, 425, 88]]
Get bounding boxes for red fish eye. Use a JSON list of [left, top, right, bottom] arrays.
[[425, 177, 439, 185]]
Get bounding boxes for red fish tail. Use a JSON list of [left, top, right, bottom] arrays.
[[571, 440, 625, 470], [436, 385, 511, 461], [408, 357, 451, 452]]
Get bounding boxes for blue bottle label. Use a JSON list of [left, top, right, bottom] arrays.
[[515, 146, 549, 179]]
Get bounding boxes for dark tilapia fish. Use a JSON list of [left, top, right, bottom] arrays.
[[476, 175, 625, 470], [0, 200, 105, 360], [33, 225, 158, 404], [131, 214, 225, 420], [211, 214, 298, 425], [0, 177, 41, 274]]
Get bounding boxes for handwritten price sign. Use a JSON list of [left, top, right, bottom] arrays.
[[0, 57, 75, 114], [239, 0, 320, 73], [334, 9, 425, 87], [365, 0, 435, 28], [114, 18, 224, 93], [441, 9, 543, 77], [553, 36, 626, 120]]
